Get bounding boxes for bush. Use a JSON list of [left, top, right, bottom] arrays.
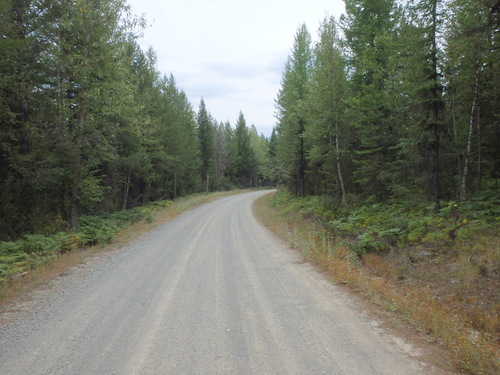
[[0, 199, 173, 286], [267, 190, 500, 374], [109, 208, 144, 225], [23, 234, 61, 255], [77, 215, 119, 246], [0, 234, 63, 281], [271, 191, 500, 256]]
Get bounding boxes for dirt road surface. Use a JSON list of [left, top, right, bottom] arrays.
[[0, 191, 429, 374]]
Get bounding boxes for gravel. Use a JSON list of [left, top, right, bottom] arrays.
[[0, 190, 428, 374]]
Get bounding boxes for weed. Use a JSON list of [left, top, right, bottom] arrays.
[[254, 190, 500, 375]]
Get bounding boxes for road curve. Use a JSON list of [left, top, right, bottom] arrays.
[[0, 190, 426, 374]]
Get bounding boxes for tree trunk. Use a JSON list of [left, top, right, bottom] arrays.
[[298, 121, 306, 197], [461, 62, 480, 200], [14, 2, 29, 155], [142, 182, 150, 205], [70, 109, 84, 230], [122, 167, 131, 210], [174, 169, 177, 198], [476, 105, 482, 193], [334, 120, 346, 202], [451, 90, 462, 194], [430, 0, 441, 210], [70, 181, 79, 230]]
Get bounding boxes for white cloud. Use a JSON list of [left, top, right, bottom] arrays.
[[127, 0, 345, 137]]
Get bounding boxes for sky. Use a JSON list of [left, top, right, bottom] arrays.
[[126, 0, 346, 137]]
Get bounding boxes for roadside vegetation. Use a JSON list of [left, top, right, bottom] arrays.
[[0, 200, 171, 287], [266, 2, 500, 372], [0, 190, 244, 300], [254, 190, 499, 375]]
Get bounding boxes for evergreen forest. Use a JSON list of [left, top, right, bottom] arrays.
[[0, 0, 269, 241], [1, 1, 499, 245], [1, 1, 499, 371], [274, 0, 499, 209], [270, 2, 499, 372]]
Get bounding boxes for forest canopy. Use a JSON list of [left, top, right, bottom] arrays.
[[0, 0, 268, 240], [1, 0, 499, 240], [273, 0, 499, 209]]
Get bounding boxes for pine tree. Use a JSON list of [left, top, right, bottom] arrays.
[[196, 99, 214, 191], [402, 0, 446, 207], [306, 15, 349, 201], [445, 0, 500, 198], [51, 0, 140, 227], [159, 74, 197, 198], [0, 0, 66, 236], [341, 0, 399, 202], [248, 125, 270, 186], [275, 24, 312, 197], [233, 112, 257, 187], [266, 128, 279, 186], [213, 121, 234, 190], [112, 44, 157, 210]]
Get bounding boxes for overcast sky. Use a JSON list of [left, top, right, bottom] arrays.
[[126, 0, 346, 137]]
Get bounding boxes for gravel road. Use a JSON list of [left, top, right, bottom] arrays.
[[0, 190, 428, 374]]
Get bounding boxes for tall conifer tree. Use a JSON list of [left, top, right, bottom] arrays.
[[275, 24, 312, 197], [445, 0, 500, 198], [233, 112, 257, 187], [196, 99, 214, 191], [341, 0, 399, 202], [306, 15, 349, 200]]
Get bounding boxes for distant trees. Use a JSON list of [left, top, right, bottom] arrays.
[[196, 99, 214, 191], [4, 0, 496, 239], [0, 0, 270, 240], [273, 0, 500, 206], [233, 112, 258, 187]]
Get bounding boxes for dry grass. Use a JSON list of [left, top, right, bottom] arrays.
[[253, 192, 500, 375], [0, 189, 247, 309]]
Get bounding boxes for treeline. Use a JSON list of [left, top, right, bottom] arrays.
[[2, 0, 498, 240], [273, 0, 499, 207], [0, 0, 271, 240]]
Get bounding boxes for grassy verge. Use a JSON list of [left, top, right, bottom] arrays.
[[253, 190, 499, 375], [0, 189, 246, 303]]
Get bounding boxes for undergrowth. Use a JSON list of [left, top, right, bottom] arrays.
[[0, 200, 172, 287], [0, 189, 247, 294], [255, 190, 500, 375]]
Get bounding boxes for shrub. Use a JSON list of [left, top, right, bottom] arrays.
[[265, 190, 500, 375], [77, 215, 119, 246]]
